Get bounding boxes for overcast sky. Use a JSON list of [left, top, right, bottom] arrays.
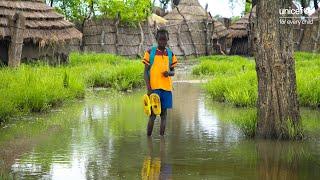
[[154, 0, 244, 18], [198, 0, 244, 18]]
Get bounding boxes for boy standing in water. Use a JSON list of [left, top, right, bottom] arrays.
[[142, 29, 178, 136]]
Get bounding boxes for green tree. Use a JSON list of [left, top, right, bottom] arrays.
[[45, 0, 97, 23], [45, 0, 151, 25], [99, 0, 151, 25]]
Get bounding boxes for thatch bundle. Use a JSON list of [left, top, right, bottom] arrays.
[[0, 0, 82, 43]]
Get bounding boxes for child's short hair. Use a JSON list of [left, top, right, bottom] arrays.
[[156, 28, 169, 40]]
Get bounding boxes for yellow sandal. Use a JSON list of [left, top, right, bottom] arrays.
[[143, 94, 151, 116], [150, 93, 161, 115]]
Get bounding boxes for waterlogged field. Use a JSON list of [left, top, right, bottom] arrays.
[[1, 83, 320, 179], [0, 53, 144, 122]]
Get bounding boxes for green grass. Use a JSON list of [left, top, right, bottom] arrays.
[[192, 55, 254, 76], [204, 71, 257, 107], [0, 53, 144, 122], [194, 52, 320, 108]]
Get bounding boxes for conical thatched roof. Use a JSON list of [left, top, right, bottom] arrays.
[[228, 6, 256, 39], [164, 0, 207, 23], [212, 20, 229, 39], [0, 0, 82, 43], [164, 0, 228, 39]]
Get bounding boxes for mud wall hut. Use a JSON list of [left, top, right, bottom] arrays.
[[228, 3, 303, 56], [163, 0, 228, 57], [228, 6, 256, 56], [0, 0, 82, 66], [298, 10, 320, 52], [82, 19, 156, 57], [82, 0, 228, 58]]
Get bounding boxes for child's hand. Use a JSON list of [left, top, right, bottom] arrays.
[[163, 71, 175, 77], [163, 71, 169, 77]]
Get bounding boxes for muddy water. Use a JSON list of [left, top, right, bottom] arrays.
[[1, 82, 320, 179]]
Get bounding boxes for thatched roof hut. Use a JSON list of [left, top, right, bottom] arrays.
[[164, 0, 207, 23], [298, 9, 320, 52], [228, 3, 303, 55], [163, 0, 228, 56], [0, 0, 82, 66], [82, 0, 228, 57], [227, 6, 256, 55], [227, 7, 256, 40], [212, 20, 229, 40]]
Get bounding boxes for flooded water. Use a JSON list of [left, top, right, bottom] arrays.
[[1, 82, 320, 179]]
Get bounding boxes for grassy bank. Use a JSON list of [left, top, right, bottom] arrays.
[[193, 52, 320, 108], [0, 53, 144, 122], [206, 101, 320, 138]]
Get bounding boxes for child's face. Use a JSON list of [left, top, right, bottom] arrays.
[[157, 34, 168, 49]]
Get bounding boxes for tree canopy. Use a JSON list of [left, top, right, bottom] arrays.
[[46, 0, 152, 25]]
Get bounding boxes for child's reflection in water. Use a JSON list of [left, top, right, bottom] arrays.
[[141, 137, 172, 180]]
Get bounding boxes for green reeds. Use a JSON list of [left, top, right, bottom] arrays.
[[0, 53, 144, 122], [195, 52, 320, 108]]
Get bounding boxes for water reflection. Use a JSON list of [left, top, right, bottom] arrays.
[[1, 83, 320, 179], [256, 140, 320, 180], [257, 140, 300, 180], [142, 137, 172, 180]]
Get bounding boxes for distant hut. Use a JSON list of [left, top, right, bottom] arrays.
[[228, 3, 302, 55], [228, 6, 256, 55], [298, 10, 320, 52], [212, 20, 229, 54], [163, 0, 228, 56], [0, 0, 82, 66]]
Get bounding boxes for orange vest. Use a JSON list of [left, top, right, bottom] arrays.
[[142, 48, 178, 91]]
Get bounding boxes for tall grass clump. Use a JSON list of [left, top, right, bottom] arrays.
[[295, 52, 320, 108], [77, 61, 144, 90], [204, 71, 257, 107], [0, 53, 144, 122], [192, 55, 254, 76], [0, 65, 86, 121], [196, 52, 320, 108], [232, 110, 257, 137], [69, 52, 126, 66]]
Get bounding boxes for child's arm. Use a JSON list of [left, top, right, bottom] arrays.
[[144, 64, 152, 95]]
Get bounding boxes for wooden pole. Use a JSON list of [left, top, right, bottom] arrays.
[[114, 12, 120, 55], [177, 24, 187, 60], [176, 7, 198, 57], [8, 13, 25, 67], [137, 22, 145, 58]]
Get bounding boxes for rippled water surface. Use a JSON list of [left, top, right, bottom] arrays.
[[1, 82, 320, 179]]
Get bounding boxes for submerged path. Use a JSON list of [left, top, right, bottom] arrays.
[[1, 67, 320, 179]]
